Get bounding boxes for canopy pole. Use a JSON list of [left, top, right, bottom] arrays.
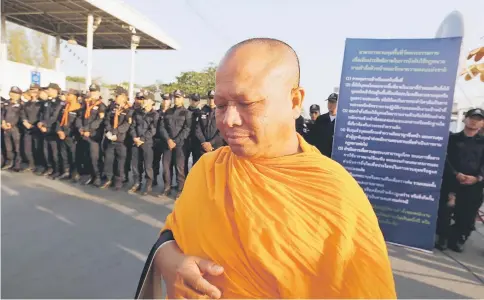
[[86, 13, 93, 90], [128, 43, 135, 102], [55, 35, 61, 72]]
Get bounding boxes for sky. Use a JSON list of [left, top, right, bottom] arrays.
[[55, 0, 484, 113]]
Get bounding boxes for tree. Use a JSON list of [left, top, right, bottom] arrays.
[[161, 63, 216, 97], [33, 32, 55, 69], [66, 76, 85, 83], [7, 27, 34, 65]]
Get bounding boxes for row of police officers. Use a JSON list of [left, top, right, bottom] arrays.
[[1, 83, 224, 199]]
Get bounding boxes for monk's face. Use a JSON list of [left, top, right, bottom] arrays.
[[215, 45, 304, 158]]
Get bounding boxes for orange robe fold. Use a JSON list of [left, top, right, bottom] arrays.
[[163, 135, 396, 299]]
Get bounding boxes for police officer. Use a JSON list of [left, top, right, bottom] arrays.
[[309, 93, 338, 157], [301, 104, 320, 143], [1, 96, 7, 166], [124, 93, 144, 183], [160, 89, 192, 199], [20, 84, 43, 172], [128, 92, 159, 195], [185, 93, 202, 175], [56, 89, 83, 181], [101, 87, 133, 190], [153, 93, 172, 186], [76, 83, 106, 186], [37, 83, 63, 177], [435, 108, 484, 252], [1, 86, 23, 171], [194, 90, 224, 161]]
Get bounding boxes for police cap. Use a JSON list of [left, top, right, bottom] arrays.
[[190, 93, 201, 101], [208, 90, 215, 99], [310, 104, 320, 113], [161, 93, 171, 100], [29, 83, 40, 90], [173, 89, 183, 97], [48, 83, 61, 91], [10, 86, 22, 94], [67, 89, 80, 97], [114, 86, 128, 96], [465, 108, 484, 118], [89, 83, 100, 92], [135, 91, 146, 99], [326, 93, 338, 102]]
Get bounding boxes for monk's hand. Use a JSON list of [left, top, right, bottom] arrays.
[[155, 241, 223, 299]]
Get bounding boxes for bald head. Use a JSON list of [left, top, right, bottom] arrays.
[[214, 38, 305, 159], [220, 38, 300, 91]]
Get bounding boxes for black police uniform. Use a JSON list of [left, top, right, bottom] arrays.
[[153, 93, 171, 186], [308, 93, 338, 157], [39, 94, 63, 176], [55, 98, 82, 180], [20, 97, 43, 170], [76, 98, 106, 185], [160, 102, 192, 196], [295, 115, 307, 137], [103, 101, 133, 189], [185, 93, 202, 175], [1, 89, 23, 170], [1, 97, 7, 166], [436, 109, 484, 252], [195, 105, 224, 161], [129, 103, 159, 194]]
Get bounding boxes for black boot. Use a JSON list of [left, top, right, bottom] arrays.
[[57, 170, 70, 180], [43, 168, 54, 177], [2, 162, 13, 170], [435, 236, 447, 251], [128, 183, 142, 193], [71, 172, 80, 182], [142, 180, 152, 196], [100, 179, 112, 189]]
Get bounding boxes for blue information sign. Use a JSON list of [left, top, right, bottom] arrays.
[[332, 38, 462, 251], [31, 71, 41, 85]]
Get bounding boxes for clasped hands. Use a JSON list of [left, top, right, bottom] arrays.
[[201, 142, 214, 152], [133, 137, 144, 147], [456, 172, 479, 185]]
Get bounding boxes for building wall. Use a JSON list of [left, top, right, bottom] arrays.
[[0, 61, 66, 98]]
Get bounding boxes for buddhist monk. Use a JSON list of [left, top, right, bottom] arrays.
[[136, 38, 396, 299]]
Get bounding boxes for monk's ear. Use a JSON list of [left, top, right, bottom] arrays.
[[291, 87, 305, 119]]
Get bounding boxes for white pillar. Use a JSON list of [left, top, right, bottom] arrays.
[[128, 43, 136, 102], [86, 13, 93, 90], [0, 15, 7, 96], [55, 35, 61, 71]]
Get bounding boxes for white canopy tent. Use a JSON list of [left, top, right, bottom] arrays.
[[0, 0, 180, 100]]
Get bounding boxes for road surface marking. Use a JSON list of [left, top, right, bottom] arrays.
[[1, 184, 19, 196], [116, 244, 147, 261], [35, 205, 75, 225]]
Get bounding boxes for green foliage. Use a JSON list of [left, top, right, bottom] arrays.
[[7, 27, 34, 65], [161, 63, 216, 97], [33, 32, 55, 69], [7, 26, 54, 69], [66, 76, 85, 83]]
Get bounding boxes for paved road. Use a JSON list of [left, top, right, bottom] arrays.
[[1, 170, 484, 298]]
